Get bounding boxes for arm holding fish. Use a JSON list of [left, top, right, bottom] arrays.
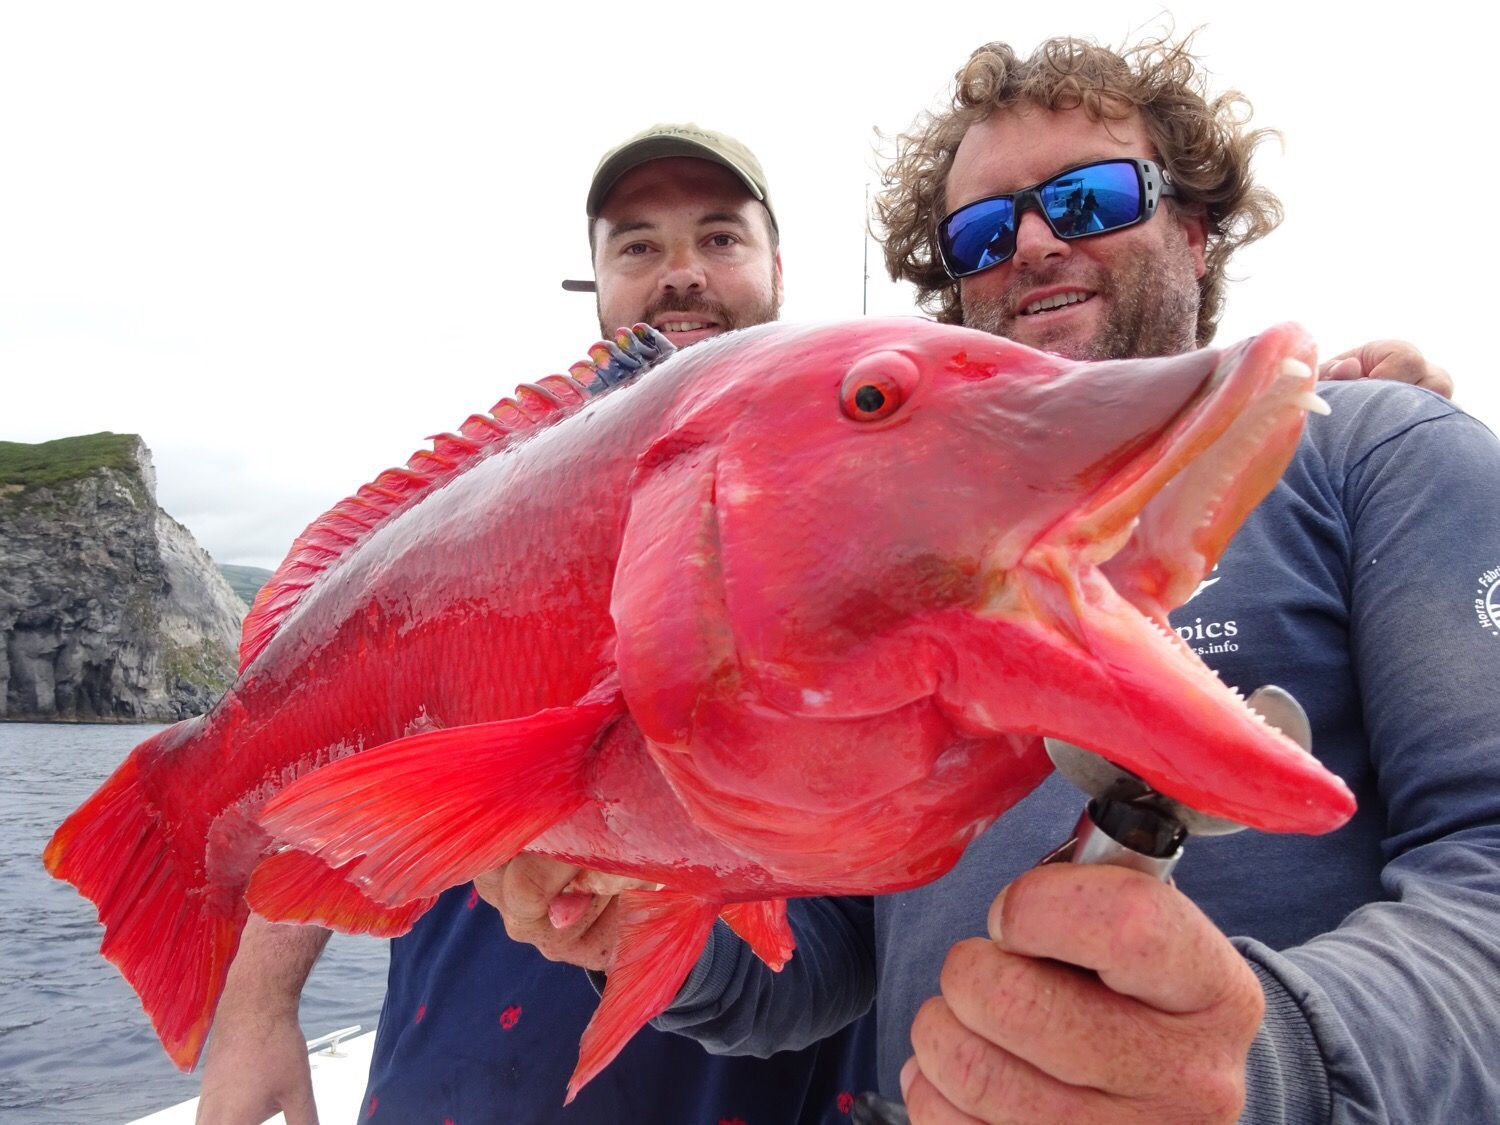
[[1319, 339, 1453, 399], [195, 916, 330, 1125], [908, 388, 1500, 1123], [650, 895, 878, 1055], [1227, 396, 1500, 1121]]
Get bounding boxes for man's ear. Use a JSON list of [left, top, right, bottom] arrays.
[[1177, 206, 1208, 280]]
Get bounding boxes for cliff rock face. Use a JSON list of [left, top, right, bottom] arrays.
[[0, 433, 246, 722]]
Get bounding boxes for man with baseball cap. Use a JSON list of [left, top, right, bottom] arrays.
[[566, 123, 783, 352], [195, 124, 872, 1125]]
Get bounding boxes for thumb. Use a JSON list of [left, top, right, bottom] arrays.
[[1318, 355, 1362, 381]]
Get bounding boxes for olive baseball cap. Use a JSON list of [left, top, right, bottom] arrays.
[[563, 123, 776, 293], [587, 122, 776, 227]]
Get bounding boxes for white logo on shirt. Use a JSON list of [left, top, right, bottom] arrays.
[[1186, 564, 1222, 604], [1476, 565, 1500, 639], [1187, 575, 1220, 603], [1176, 567, 1239, 655]]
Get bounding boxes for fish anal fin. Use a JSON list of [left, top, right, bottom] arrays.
[[246, 849, 435, 938], [721, 898, 795, 970], [567, 889, 719, 1103], [257, 695, 624, 907]]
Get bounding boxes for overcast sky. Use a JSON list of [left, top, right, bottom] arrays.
[[4, 2, 1493, 569]]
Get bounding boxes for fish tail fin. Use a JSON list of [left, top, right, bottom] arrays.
[[721, 898, 796, 970], [43, 721, 239, 1070], [255, 696, 623, 909], [567, 889, 719, 1103]]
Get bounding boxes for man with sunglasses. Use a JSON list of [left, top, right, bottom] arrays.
[[497, 40, 1495, 1125], [194, 124, 875, 1125]]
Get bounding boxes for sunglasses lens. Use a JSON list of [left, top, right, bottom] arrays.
[[941, 197, 1016, 276], [1039, 162, 1145, 238]]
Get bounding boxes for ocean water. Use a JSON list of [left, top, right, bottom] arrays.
[[0, 722, 390, 1124]]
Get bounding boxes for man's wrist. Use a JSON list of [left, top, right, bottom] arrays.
[[1233, 938, 1334, 1125]]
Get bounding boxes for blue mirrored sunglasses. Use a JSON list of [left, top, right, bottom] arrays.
[[937, 158, 1178, 280]]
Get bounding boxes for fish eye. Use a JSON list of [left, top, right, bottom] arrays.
[[840, 352, 916, 422], [842, 377, 901, 419]]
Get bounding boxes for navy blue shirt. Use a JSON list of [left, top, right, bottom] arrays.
[[361, 882, 876, 1123], [660, 382, 1500, 1123]]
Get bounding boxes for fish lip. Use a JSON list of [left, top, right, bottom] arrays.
[[1046, 326, 1313, 555], [970, 324, 1317, 621]]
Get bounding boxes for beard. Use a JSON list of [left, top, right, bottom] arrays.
[[597, 280, 782, 347], [962, 235, 1200, 361]]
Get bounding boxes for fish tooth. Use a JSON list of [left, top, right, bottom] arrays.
[[1295, 392, 1331, 416], [1279, 358, 1313, 381]]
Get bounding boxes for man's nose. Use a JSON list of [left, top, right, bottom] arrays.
[[658, 247, 707, 293], [1012, 208, 1070, 270]]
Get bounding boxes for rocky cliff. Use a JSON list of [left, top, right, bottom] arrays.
[[0, 433, 246, 722]]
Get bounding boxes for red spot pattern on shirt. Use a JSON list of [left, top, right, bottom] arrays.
[[466, 885, 479, 909], [365, 1094, 378, 1118], [838, 1090, 855, 1114], [499, 1004, 522, 1029], [415, 1003, 426, 1024]]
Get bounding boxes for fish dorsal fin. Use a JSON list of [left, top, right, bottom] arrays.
[[238, 325, 674, 671]]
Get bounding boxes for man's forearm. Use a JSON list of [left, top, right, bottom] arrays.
[[654, 896, 876, 1057], [219, 916, 332, 1017], [195, 918, 332, 1125]]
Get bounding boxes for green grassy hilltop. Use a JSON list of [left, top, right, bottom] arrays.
[[0, 432, 142, 496]]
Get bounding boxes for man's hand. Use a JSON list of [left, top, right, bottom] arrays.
[[1320, 340, 1453, 398], [196, 917, 330, 1125], [473, 855, 653, 971], [901, 864, 1264, 1124], [197, 1003, 317, 1125]]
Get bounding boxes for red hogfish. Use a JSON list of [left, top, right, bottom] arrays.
[[45, 318, 1354, 1101]]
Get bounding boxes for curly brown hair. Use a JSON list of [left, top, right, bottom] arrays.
[[875, 35, 1283, 346]]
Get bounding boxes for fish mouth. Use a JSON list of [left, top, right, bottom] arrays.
[[1045, 325, 1324, 613], [963, 324, 1353, 833]]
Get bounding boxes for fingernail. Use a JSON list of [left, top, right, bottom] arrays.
[[1322, 357, 1360, 380], [899, 1057, 916, 1099], [987, 886, 1008, 944]]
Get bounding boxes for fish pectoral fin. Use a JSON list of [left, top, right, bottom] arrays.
[[255, 694, 625, 907], [568, 889, 720, 1103], [611, 444, 733, 749], [245, 848, 436, 937], [720, 898, 795, 970]]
